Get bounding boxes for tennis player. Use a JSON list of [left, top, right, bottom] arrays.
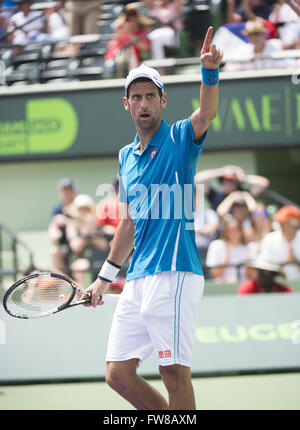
[[83, 26, 223, 410]]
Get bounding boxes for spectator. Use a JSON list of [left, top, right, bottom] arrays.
[[96, 176, 120, 235], [194, 207, 219, 250], [195, 164, 269, 211], [105, 3, 154, 78], [217, 190, 257, 242], [0, 14, 8, 40], [245, 200, 273, 270], [48, 178, 77, 274], [55, 0, 69, 20], [67, 194, 109, 287], [8, 0, 44, 45], [109, 277, 126, 294], [194, 206, 219, 279], [225, 20, 293, 71], [206, 216, 249, 283], [193, 183, 220, 275], [143, 0, 184, 60], [226, 0, 272, 24], [260, 205, 300, 280], [65, 0, 100, 36], [237, 255, 294, 294], [269, 0, 300, 48], [40, 1, 69, 43], [250, 202, 272, 241], [0, 1, 14, 41]]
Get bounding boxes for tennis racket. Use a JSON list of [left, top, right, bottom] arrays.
[[3, 272, 120, 320]]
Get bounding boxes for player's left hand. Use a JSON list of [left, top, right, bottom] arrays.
[[200, 26, 223, 70]]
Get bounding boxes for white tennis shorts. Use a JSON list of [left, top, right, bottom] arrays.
[[106, 271, 204, 367]]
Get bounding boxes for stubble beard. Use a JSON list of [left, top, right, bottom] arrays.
[[136, 113, 161, 132]]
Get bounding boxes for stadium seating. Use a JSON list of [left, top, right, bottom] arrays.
[[0, 0, 116, 84], [0, 0, 214, 85]]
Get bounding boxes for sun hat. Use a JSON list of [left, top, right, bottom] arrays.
[[246, 255, 285, 277], [68, 194, 96, 218], [242, 20, 269, 36], [73, 194, 95, 209], [113, 3, 155, 30]]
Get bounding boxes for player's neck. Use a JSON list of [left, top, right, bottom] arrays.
[[136, 121, 161, 153]]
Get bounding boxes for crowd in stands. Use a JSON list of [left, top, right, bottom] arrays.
[[0, 0, 70, 45], [48, 176, 125, 294], [1, 1, 299, 289], [48, 167, 300, 295], [194, 164, 300, 293], [214, 0, 300, 70], [0, 0, 299, 84]]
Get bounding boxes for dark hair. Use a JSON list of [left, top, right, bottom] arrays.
[[126, 77, 163, 98]]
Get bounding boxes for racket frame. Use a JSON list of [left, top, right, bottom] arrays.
[[3, 272, 93, 319]]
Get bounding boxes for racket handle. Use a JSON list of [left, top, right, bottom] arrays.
[[84, 292, 120, 304]]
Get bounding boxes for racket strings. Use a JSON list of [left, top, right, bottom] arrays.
[[6, 277, 74, 317]]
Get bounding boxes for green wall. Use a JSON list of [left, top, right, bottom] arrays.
[[1, 157, 118, 232], [0, 71, 299, 161]]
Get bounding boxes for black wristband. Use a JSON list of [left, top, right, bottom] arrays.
[[107, 259, 121, 269]]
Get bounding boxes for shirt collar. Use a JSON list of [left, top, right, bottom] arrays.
[[133, 120, 170, 155]]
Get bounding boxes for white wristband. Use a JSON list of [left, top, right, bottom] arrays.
[[98, 259, 121, 283]]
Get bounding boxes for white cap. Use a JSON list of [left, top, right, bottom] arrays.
[[125, 64, 164, 96]]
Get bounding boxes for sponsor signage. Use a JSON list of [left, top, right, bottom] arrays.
[[0, 71, 299, 161], [0, 292, 299, 382]]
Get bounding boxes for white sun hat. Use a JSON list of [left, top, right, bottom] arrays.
[[246, 255, 285, 277]]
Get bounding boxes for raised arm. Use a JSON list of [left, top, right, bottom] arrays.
[[226, 0, 243, 23], [195, 165, 245, 185], [242, 174, 270, 196], [191, 26, 223, 142], [216, 190, 257, 218]]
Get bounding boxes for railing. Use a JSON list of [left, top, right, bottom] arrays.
[[0, 223, 35, 288], [143, 49, 300, 71]]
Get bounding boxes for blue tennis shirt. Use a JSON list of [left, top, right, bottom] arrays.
[[119, 117, 206, 281]]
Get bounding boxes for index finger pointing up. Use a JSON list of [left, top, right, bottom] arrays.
[[201, 26, 213, 53]]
